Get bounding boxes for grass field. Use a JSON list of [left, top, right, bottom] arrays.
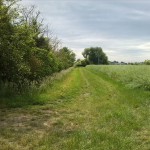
[[0, 66, 150, 150], [87, 65, 150, 90]]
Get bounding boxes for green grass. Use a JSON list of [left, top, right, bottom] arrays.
[[0, 66, 150, 150], [0, 68, 74, 108], [87, 65, 150, 90]]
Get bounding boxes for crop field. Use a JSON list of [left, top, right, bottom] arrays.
[[0, 66, 150, 150], [87, 65, 150, 90]]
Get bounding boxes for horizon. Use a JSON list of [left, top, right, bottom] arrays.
[[21, 0, 150, 62]]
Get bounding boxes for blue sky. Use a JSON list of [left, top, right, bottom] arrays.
[[21, 0, 150, 62]]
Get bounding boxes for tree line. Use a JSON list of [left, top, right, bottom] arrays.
[[0, 0, 75, 89]]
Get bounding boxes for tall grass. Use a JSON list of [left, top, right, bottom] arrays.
[[26, 67, 73, 94], [87, 65, 150, 90], [0, 68, 73, 108]]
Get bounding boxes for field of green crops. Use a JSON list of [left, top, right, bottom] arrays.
[[87, 65, 150, 90]]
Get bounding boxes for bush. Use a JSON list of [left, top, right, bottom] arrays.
[[75, 59, 89, 67], [0, 1, 76, 91], [144, 60, 150, 65]]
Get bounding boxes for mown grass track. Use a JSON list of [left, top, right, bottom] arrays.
[[0, 67, 150, 150]]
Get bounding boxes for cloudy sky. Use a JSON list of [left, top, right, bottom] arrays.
[[21, 0, 150, 62]]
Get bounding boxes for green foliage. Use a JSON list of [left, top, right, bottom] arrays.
[[56, 47, 76, 70], [0, 0, 76, 91], [82, 47, 108, 64], [144, 60, 150, 65], [75, 59, 89, 67]]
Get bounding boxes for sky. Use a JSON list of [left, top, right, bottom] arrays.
[[21, 0, 150, 62]]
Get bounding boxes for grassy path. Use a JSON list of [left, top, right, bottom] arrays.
[[0, 68, 150, 150]]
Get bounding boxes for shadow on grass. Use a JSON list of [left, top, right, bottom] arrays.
[[0, 68, 74, 109], [0, 93, 45, 109]]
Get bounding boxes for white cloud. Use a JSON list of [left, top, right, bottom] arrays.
[[136, 42, 150, 51]]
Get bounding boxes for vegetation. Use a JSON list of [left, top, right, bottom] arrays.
[[144, 60, 150, 65], [0, 1, 149, 150], [82, 47, 108, 65], [75, 59, 89, 67], [0, 0, 75, 91], [0, 67, 149, 150], [0, 68, 73, 108], [56, 47, 76, 70], [87, 65, 150, 90]]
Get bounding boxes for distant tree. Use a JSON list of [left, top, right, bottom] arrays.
[[82, 47, 108, 64], [75, 59, 89, 67], [144, 60, 150, 65]]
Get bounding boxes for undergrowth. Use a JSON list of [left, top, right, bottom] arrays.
[[0, 68, 73, 108]]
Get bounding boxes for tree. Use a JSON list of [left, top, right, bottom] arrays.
[[0, 0, 76, 91], [0, 0, 28, 83], [144, 60, 150, 65], [75, 59, 89, 67], [82, 47, 108, 65], [56, 47, 76, 70]]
